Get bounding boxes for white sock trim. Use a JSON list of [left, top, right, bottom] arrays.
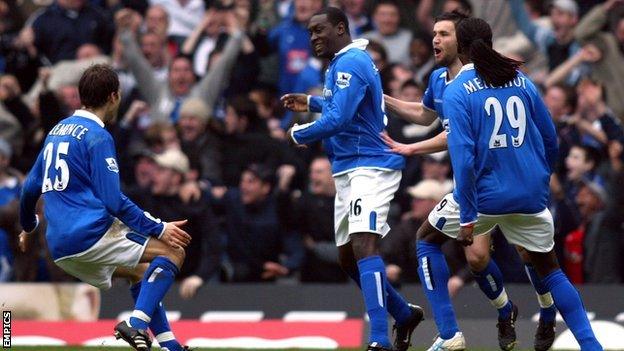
[[490, 288, 509, 309], [374, 272, 384, 307], [131, 310, 151, 323], [156, 331, 175, 343], [421, 257, 434, 291], [537, 292, 554, 309]]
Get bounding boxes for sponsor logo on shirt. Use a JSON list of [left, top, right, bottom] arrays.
[[105, 158, 119, 173], [336, 72, 352, 89]]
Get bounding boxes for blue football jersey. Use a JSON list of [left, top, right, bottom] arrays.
[[422, 67, 452, 120], [292, 39, 404, 175], [20, 110, 164, 260], [444, 64, 558, 225]]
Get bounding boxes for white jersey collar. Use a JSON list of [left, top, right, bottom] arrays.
[[456, 63, 475, 78], [335, 39, 369, 56], [73, 109, 105, 128]]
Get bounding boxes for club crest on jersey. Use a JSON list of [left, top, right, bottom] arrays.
[[443, 119, 450, 134], [106, 158, 119, 173], [336, 72, 352, 89]]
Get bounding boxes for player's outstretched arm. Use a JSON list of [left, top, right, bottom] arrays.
[[19, 152, 44, 234], [160, 220, 192, 249], [384, 94, 438, 126], [281, 94, 309, 112], [382, 131, 448, 156]]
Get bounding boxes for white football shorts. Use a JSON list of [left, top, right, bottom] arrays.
[[55, 219, 150, 289], [428, 193, 554, 252], [334, 168, 401, 247]]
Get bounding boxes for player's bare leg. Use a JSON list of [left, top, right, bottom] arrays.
[[464, 233, 517, 350], [516, 246, 556, 351], [416, 222, 465, 350], [114, 238, 187, 351], [525, 250, 602, 350]]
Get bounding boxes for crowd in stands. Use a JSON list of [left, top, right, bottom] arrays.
[[0, 0, 623, 297]]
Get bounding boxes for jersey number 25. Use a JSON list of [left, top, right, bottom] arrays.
[[42, 142, 70, 193]]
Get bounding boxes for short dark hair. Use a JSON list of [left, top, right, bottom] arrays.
[[78, 64, 119, 109], [313, 6, 350, 34], [573, 144, 601, 170], [245, 163, 276, 187], [400, 79, 424, 92], [434, 10, 469, 25], [374, 0, 399, 12], [549, 83, 577, 111]]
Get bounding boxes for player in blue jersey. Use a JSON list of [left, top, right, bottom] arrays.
[[280, 7, 424, 351], [18, 65, 192, 351], [383, 11, 559, 351], [442, 17, 602, 351]]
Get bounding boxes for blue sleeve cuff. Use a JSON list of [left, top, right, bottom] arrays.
[[308, 95, 323, 113]]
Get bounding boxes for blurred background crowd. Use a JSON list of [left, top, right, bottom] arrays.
[[0, 0, 623, 299]]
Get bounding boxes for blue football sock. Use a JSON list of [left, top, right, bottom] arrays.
[[130, 282, 184, 351], [346, 268, 411, 325], [543, 269, 602, 350], [472, 259, 512, 319], [385, 283, 412, 326], [524, 264, 556, 323], [358, 256, 391, 347], [129, 257, 179, 331], [416, 241, 460, 340]]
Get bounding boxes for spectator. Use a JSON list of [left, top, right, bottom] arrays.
[[0, 139, 19, 281], [216, 164, 303, 282], [267, 0, 322, 95], [543, 83, 581, 175], [509, 0, 581, 82], [149, 0, 205, 45], [290, 156, 347, 283], [131, 148, 222, 297], [31, 0, 114, 63], [568, 178, 622, 283], [118, 7, 243, 123], [553, 144, 601, 263], [408, 34, 435, 84], [365, 40, 388, 71], [177, 97, 222, 184], [572, 78, 624, 150], [0, 75, 23, 155], [181, 8, 227, 77], [573, 0, 624, 119], [363, 0, 413, 64], [342, 0, 373, 38], [221, 94, 300, 187]]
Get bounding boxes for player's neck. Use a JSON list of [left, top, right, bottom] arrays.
[[446, 58, 463, 80], [83, 107, 108, 124]]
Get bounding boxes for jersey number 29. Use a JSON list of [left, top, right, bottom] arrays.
[[42, 142, 70, 193], [485, 96, 526, 149]]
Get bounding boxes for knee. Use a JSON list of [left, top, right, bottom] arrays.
[[165, 247, 186, 268], [350, 236, 376, 260], [466, 248, 490, 272]]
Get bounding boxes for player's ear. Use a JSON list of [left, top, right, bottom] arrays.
[[337, 22, 346, 36]]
